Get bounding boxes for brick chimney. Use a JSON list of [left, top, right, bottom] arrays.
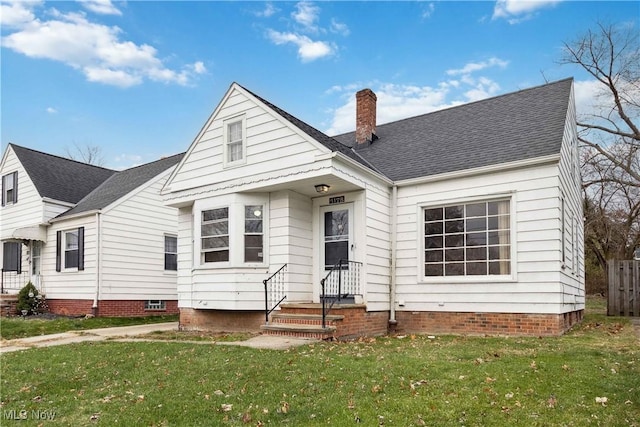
[[355, 88, 377, 146]]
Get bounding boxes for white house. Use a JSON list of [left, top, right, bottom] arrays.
[[0, 144, 183, 316], [162, 78, 584, 337]]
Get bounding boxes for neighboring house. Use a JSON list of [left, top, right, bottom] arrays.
[[0, 144, 183, 316], [162, 78, 584, 337]]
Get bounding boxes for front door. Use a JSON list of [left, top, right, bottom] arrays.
[[321, 203, 354, 270]]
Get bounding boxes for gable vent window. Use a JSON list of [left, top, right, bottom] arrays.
[[2, 171, 18, 206], [56, 227, 85, 271], [423, 199, 511, 277], [224, 116, 246, 166]]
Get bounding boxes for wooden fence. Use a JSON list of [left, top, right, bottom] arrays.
[[607, 260, 640, 317]]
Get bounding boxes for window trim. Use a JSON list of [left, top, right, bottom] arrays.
[[195, 195, 268, 269], [144, 300, 166, 311], [200, 207, 230, 264], [223, 115, 247, 167], [2, 171, 18, 206], [164, 234, 178, 271], [56, 227, 84, 272], [2, 241, 22, 274], [418, 194, 516, 283]]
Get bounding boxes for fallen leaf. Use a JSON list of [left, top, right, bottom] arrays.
[[595, 396, 608, 406], [221, 403, 233, 412], [548, 395, 557, 408]]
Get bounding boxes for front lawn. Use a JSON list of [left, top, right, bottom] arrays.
[[1, 300, 638, 426], [0, 314, 178, 340]]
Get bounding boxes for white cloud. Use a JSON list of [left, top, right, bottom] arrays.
[[446, 57, 509, 76], [330, 18, 349, 36], [46, 107, 57, 114], [267, 29, 334, 62], [1, 7, 205, 87], [0, 0, 42, 28], [421, 3, 435, 19], [292, 1, 320, 32], [79, 0, 122, 16], [492, 0, 562, 23], [253, 2, 277, 18]]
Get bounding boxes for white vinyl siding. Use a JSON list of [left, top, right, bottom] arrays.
[[164, 86, 329, 199], [557, 85, 584, 307], [0, 148, 44, 240], [395, 163, 564, 314], [98, 170, 178, 301]]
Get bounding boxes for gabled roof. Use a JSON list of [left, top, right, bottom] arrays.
[[333, 78, 573, 181], [240, 85, 377, 170], [9, 144, 116, 203], [58, 153, 184, 218]]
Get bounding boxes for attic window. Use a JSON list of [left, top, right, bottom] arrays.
[[224, 116, 246, 166], [2, 171, 18, 206]]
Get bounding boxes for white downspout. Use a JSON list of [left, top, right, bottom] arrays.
[[389, 184, 398, 329], [93, 212, 102, 315]]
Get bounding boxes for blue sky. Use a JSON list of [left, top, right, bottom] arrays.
[[1, 1, 638, 169]]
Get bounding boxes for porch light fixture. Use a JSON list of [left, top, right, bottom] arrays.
[[315, 184, 330, 194]]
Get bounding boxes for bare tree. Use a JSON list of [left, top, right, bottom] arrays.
[[65, 142, 106, 166], [560, 22, 639, 290]]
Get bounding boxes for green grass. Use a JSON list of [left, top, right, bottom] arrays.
[[0, 315, 178, 340], [1, 300, 638, 426]]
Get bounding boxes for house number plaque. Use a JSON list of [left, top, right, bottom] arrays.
[[329, 196, 345, 204]]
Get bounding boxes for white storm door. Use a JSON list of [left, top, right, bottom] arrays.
[[321, 203, 354, 270]]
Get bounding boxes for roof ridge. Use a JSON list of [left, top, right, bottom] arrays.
[[9, 143, 115, 172], [119, 152, 186, 172], [236, 84, 354, 151], [332, 77, 574, 137]]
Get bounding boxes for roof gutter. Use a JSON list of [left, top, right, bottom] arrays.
[[41, 197, 76, 208], [395, 154, 561, 187]]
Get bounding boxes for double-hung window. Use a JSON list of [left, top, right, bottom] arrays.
[[244, 205, 263, 263], [56, 227, 84, 271], [198, 197, 267, 266], [201, 208, 229, 263], [423, 199, 511, 277], [2, 171, 18, 206], [224, 117, 246, 166], [164, 235, 177, 271]]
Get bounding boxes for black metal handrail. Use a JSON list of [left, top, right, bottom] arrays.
[[320, 259, 362, 328], [263, 263, 287, 323]]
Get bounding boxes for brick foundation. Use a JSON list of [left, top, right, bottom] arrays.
[[394, 310, 584, 336], [0, 294, 19, 317], [179, 306, 584, 338], [179, 308, 265, 332], [47, 299, 178, 317], [279, 304, 389, 339]]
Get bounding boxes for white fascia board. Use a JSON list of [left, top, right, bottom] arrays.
[[395, 154, 561, 187], [321, 152, 394, 186], [42, 197, 76, 208], [48, 209, 100, 224]]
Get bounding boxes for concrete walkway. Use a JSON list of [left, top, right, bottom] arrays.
[[0, 322, 316, 353]]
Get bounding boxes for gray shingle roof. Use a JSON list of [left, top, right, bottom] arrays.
[[10, 144, 116, 203], [332, 78, 573, 181], [58, 153, 184, 218]]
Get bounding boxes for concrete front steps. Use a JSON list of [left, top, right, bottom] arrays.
[[260, 302, 376, 340]]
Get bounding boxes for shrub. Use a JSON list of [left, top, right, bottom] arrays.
[[16, 282, 48, 315]]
